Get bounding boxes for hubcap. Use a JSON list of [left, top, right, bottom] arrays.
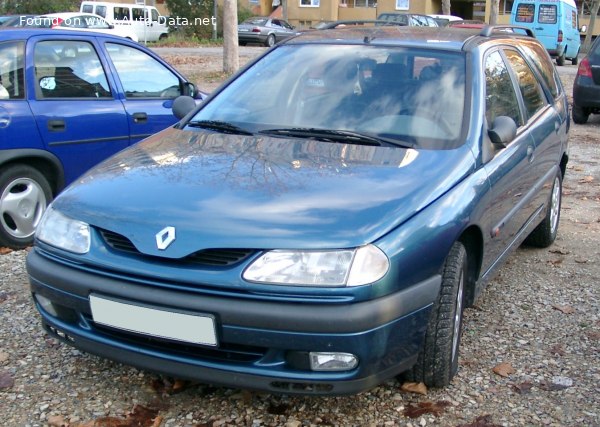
[[0, 178, 47, 239], [549, 176, 561, 235], [451, 268, 464, 362]]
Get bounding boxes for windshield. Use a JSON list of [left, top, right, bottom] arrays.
[[190, 44, 466, 149]]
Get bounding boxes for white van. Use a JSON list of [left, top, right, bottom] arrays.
[[80, 1, 169, 42], [510, 0, 581, 66]]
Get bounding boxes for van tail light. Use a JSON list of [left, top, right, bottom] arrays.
[[558, 30, 563, 43], [51, 18, 64, 28], [252, 27, 261, 33], [577, 58, 593, 78]]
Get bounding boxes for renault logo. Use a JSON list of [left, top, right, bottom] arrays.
[[156, 226, 176, 250]]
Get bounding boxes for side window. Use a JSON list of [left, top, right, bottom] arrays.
[[0, 41, 25, 100], [81, 5, 93, 13], [132, 8, 145, 21], [484, 51, 522, 127], [504, 49, 547, 119], [34, 41, 111, 99], [113, 7, 129, 21], [519, 41, 560, 99], [96, 6, 107, 18], [106, 43, 181, 98], [538, 5, 557, 24], [515, 4, 535, 23], [151, 9, 159, 22]]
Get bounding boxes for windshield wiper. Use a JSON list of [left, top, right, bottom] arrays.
[[259, 128, 415, 148], [186, 120, 253, 135]]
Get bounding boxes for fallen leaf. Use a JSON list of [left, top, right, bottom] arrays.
[[150, 377, 192, 395], [402, 401, 451, 418], [549, 344, 566, 356], [400, 381, 428, 395], [552, 305, 575, 314], [0, 247, 12, 255], [510, 381, 533, 394], [492, 362, 515, 378], [574, 259, 588, 264], [0, 370, 14, 389], [586, 331, 600, 340], [578, 176, 594, 183], [549, 249, 570, 255], [548, 259, 563, 265], [0, 352, 8, 363], [457, 414, 503, 427], [85, 404, 160, 427]]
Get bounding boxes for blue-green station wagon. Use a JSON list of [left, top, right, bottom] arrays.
[[27, 26, 569, 395]]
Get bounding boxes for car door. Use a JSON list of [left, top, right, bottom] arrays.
[[27, 36, 130, 184], [480, 49, 541, 273], [103, 41, 185, 141]]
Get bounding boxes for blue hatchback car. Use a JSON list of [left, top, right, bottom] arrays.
[[0, 28, 204, 249], [27, 26, 569, 395]]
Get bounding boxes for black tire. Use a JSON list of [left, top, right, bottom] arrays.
[[525, 172, 562, 248], [572, 105, 589, 124], [0, 165, 52, 249], [265, 34, 276, 47], [571, 52, 579, 66], [159, 33, 168, 41], [556, 53, 566, 66], [239, 42, 247, 46], [404, 241, 467, 387]]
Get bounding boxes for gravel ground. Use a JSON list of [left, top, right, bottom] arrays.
[[0, 53, 599, 427]]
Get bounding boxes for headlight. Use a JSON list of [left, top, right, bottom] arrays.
[[36, 206, 90, 254], [243, 244, 389, 287]]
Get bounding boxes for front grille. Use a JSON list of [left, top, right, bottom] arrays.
[[98, 229, 255, 267]]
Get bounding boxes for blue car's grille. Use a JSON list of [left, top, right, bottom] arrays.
[[98, 229, 255, 267]]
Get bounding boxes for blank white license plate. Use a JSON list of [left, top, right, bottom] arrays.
[[89, 295, 217, 346]]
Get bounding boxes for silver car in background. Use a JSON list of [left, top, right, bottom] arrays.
[[238, 17, 297, 47]]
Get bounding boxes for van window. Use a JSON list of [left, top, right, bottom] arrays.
[[113, 7, 129, 21], [81, 4, 93, 13], [515, 4, 535, 23], [570, 10, 577, 29], [538, 5, 557, 24], [132, 8, 145, 21], [96, 6, 107, 18]]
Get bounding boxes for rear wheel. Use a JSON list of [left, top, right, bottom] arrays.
[[525, 172, 562, 248], [403, 241, 467, 387], [556, 52, 566, 66], [0, 165, 52, 249], [571, 51, 579, 65], [572, 105, 589, 124], [265, 34, 276, 47]]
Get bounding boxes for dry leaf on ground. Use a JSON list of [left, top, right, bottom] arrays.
[[492, 362, 515, 378], [400, 381, 428, 395], [552, 304, 576, 314]]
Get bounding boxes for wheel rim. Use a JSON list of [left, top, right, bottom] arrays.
[[549, 176, 561, 235], [451, 267, 464, 362], [267, 35, 275, 46], [0, 177, 47, 239]]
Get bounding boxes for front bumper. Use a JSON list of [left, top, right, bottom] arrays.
[[27, 248, 440, 395]]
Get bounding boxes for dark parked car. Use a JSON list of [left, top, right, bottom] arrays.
[[238, 17, 297, 47], [376, 12, 439, 27], [572, 36, 600, 124], [0, 29, 205, 248], [28, 25, 569, 395]]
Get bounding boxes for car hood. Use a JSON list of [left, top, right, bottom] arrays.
[[55, 127, 475, 258]]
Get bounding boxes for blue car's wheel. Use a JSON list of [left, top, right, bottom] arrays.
[[0, 165, 52, 249], [525, 171, 562, 248], [404, 241, 467, 387]]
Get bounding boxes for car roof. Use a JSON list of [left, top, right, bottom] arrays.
[[285, 25, 535, 52], [0, 27, 136, 42]]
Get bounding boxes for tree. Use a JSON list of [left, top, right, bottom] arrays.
[[442, 0, 451, 16], [0, 0, 79, 14], [489, 0, 500, 25], [166, 0, 214, 39], [582, 0, 600, 53], [223, 0, 239, 74]]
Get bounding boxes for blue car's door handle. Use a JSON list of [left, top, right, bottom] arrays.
[[132, 112, 148, 123], [47, 119, 65, 132]]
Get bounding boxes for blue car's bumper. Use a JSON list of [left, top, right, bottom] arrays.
[[27, 248, 439, 395]]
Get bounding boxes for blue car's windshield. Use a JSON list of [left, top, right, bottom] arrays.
[[190, 44, 467, 149]]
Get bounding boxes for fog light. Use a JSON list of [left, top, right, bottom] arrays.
[[35, 294, 58, 317], [309, 352, 358, 371]]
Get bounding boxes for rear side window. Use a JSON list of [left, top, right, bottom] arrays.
[[519, 41, 560, 99], [96, 6, 107, 18], [504, 49, 547, 119], [81, 5, 93, 13], [515, 4, 535, 23], [113, 7, 129, 21], [538, 5, 557, 24], [0, 41, 25, 100]]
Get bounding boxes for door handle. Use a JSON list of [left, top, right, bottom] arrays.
[[132, 112, 148, 123], [47, 119, 65, 132]]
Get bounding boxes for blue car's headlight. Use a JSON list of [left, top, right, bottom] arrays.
[[36, 206, 90, 254], [243, 244, 389, 287]]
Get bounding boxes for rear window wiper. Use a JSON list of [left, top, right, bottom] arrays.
[[259, 128, 415, 148], [186, 120, 253, 135]]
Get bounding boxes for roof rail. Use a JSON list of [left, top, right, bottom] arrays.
[[480, 25, 535, 38], [317, 19, 408, 30]]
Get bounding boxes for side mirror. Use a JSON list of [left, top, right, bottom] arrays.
[[108, 24, 114, 29], [172, 95, 197, 120], [39, 76, 56, 91], [182, 81, 196, 97], [580, 25, 587, 33], [488, 116, 517, 147]]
